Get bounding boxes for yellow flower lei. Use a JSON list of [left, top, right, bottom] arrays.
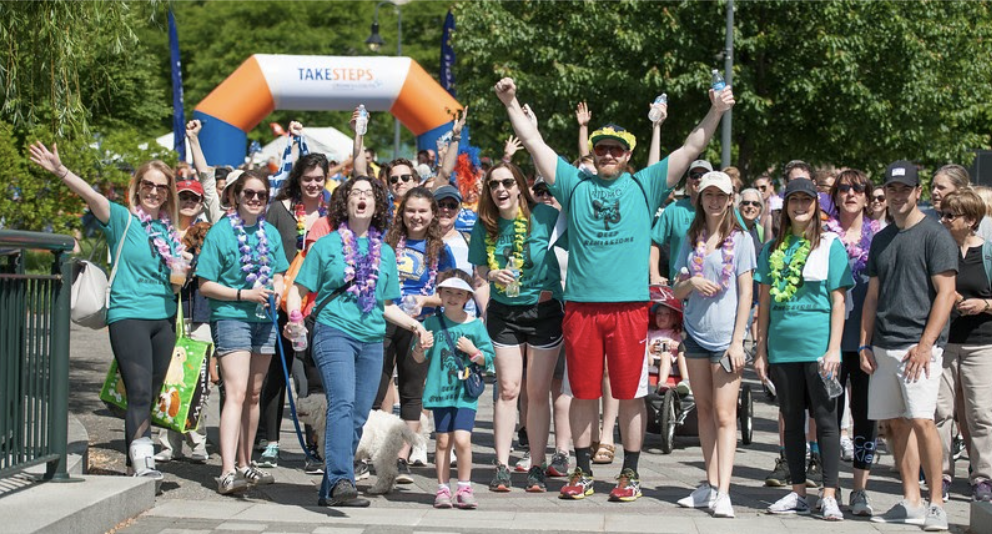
[[769, 236, 811, 303], [485, 207, 528, 293]]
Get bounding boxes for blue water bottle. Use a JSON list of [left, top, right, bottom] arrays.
[[711, 69, 726, 93]]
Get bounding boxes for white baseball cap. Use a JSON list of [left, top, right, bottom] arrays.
[[697, 171, 733, 196]]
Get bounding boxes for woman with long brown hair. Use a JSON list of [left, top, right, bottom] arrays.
[[468, 162, 566, 493]]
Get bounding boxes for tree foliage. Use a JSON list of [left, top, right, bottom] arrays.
[[453, 0, 992, 181]]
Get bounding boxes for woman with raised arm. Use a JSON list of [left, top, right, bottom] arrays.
[[29, 142, 185, 485], [196, 169, 290, 494]]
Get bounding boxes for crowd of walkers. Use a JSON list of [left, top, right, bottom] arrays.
[[28, 76, 992, 529]]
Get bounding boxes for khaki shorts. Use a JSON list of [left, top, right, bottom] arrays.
[[868, 345, 943, 421]]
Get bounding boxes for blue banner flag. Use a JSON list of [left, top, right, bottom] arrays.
[[440, 10, 456, 98], [168, 10, 186, 161]]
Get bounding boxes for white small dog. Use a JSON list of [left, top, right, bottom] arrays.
[[296, 394, 428, 494]]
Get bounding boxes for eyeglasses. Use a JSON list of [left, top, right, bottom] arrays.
[[350, 189, 374, 199], [437, 200, 460, 210], [178, 192, 202, 202], [871, 195, 886, 202], [241, 189, 268, 201], [593, 145, 627, 158], [837, 183, 867, 194], [740, 200, 761, 208], [688, 172, 705, 181], [488, 178, 516, 191], [139, 180, 170, 195], [534, 189, 553, 198], [389, 174, 414, 185], [940, 211, 961, 222]]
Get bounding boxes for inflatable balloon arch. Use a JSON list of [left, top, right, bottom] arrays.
[[194, 54, 470, 168]]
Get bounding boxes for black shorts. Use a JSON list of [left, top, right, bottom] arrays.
[[486, 298, 564, 349]]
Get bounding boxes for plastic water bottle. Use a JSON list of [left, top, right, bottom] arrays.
[[400, 294, 420, 317], [648, 94, 668, 123], [818, 358, 844, 399], [505, 266, 521, 298], [288, 310, 308, 352], [711, 69, 726, 93], [355, 105, 369, 135]]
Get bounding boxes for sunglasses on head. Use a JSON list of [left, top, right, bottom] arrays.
[[740, 200, 761, 208], [488, 178, 516, 191], [389, 174, 414, 185], [241, 189, 268, 201], [593, 145, 626, 158], [837, 183, 867, 194], [139, 180, 170, 195], [437, 200, 460, 210]]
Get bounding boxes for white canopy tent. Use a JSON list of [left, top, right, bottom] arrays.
[[154, 126, 353, 166]]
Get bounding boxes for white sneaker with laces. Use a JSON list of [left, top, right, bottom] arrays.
[[712, 492, 735, 518], [409, 442, 428, 467], [768, 492, 811, 515], [819, 496, 844, 521], [678, 482, 716, 509]]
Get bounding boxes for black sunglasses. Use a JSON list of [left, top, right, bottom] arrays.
[[437, 200, 460, 210], [389, 174, 415, 184], [534, 189, 552, 197], [740, 200, 761, 208], [179, 192, 202, 202], [139, 180, 170, 195], [871, 195, 885, 202], [940, 211, 961, 222], [241, 189, 268, 201], [837, 183, 867, 194], [488, 178, 516, 191], [688, 172, 705, 181]]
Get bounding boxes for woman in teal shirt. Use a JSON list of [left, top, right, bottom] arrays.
[[287, 176, 428, 507], [754, 179, 853, 520], [197, 170, 290, 494], [30, 142, 184, 485], [468, 162, 565, 493]]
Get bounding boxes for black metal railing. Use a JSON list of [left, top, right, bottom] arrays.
[[0, 229, 74, 481]]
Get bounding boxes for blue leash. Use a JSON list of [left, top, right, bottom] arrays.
[[266, 294, 319, 462]]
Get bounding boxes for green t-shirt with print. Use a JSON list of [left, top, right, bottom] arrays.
[[294, 231, 401, 343], [548, 157, 672, 303], [467, 203, 564, 306], [755, 234, 854, 364], [100, 202, 178, 324], [651, 197, 696, 281], [196, 216, 290, 323], [420, 314, 495, 410]]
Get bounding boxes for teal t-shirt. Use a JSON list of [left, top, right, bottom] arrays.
[[100, 203, 178, 324], [420, 315, 495, 410], [651, 197, 696, 281], [754, 234, 854, 363], [467, 203, 564, 306], [196, 216, 290, 323], [549, 157, 672, 303], [295, 231, 401, 343]]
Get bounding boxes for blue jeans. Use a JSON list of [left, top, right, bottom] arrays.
[[313, 323, 384, 499]]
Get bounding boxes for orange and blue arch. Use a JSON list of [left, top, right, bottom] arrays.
[[194, 54, 464, 167]]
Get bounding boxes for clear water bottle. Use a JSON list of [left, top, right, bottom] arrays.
[[288, 310, 308, 352], [711, 69, 726, 93], [648, 93, 668, 123], [355, 105, 369, 135], [254, 281, 274, 320], [818, 358, 844, 399], [505, 268, 521, 298], [400, 294, 421, 317]]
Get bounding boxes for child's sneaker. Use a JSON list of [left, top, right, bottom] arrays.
[[559, 468, 594, 500], [455, 485, 478, 509], [434, 486, 453, 509], [675, 380, 692, 396], [608, 468, 642, 502]]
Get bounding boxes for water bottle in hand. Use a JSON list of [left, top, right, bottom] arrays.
[[289, 310, 308, 352], [648, 94, 668, 123], [355, 105, 369, 135], [818, 357, 843, 399], [711, 69, 726, 93], [505, 262, 521, 298], [254, 281, 274, 320], [400, 294, 421, 317]]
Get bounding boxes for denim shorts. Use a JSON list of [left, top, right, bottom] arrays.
[[432, 407, 476, 433], [682, 332, 725, 363], [211, 320, 278, 355]]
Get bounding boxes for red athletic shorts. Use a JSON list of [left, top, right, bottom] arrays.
[[563, 301, 651, 400]]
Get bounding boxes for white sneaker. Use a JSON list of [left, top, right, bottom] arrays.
[[678, 482, 716, 509], [712, 492, 735, 518], [840, 436, 854, 462], [515, 451, 532, 472], [675, 380, 692, 396], [409, 442, 428, 467], [768, 492, 811, 515], [819, 496, 844, 521]]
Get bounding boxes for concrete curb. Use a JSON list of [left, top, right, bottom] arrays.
[[971, 501, 992, 534], [24, 412, 89, 478]]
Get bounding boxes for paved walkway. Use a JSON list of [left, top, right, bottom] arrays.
[[67, 325, 975, 534]]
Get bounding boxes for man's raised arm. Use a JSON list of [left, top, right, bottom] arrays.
[[494, 78, 560, 185], [665, 88, 735, 188]]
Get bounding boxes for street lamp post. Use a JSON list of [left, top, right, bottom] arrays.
[[721, 0, 734, 169], [366, 1, 402, 160]]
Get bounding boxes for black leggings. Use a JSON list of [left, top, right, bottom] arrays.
[[258, 310, 294, 442], [770, 361, 841, 488], [838, 351, 878, 470], [108, 318, 176, 460], [373, 322, 426, 421]]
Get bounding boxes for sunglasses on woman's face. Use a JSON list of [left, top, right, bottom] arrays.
[[740, 200, 761, 208], [437, 200, 460, 211], [940, 211, 961, 222], [241, 189, 268, 201], [534, 189, 553, 198], [179, 192, 202, 203], [488, 178, 516, 191], [389, 174, 414, 185], [871, 195, 885, 202], [837, 183, 867, 194], [139, 180, 170, 195]]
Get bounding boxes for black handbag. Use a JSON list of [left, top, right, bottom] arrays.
[[437, 312, 485, 399]]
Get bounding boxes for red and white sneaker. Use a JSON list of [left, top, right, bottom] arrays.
[[559, 468, 595, 500], [608, 468, 642, 502]]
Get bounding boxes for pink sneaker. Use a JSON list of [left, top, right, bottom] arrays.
[[455, 485, 478, 509], [434, 486, 453, 509]]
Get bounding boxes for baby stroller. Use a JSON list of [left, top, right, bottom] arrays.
[[644, 286, 754, 454]]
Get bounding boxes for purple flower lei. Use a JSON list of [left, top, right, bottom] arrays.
[[135, 206, 184, 269], [690, 230, 737, 290], [394, 236, 439, 296], [824, 216, 879, 278], [338, 223, 382, 314], [229, 213, 272, 288]]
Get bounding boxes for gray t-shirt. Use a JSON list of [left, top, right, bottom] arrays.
[[866, 215, 958, 349]]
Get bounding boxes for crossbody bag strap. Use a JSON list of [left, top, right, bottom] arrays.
[[436, 312, 476, 371], [105, 213, 134, 309]]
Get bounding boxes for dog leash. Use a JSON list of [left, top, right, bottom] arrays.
[[267, 293, 319, 463]]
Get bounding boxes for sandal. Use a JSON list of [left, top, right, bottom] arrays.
[[592, 443, 616, 464]]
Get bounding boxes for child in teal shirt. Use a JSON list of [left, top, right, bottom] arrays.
[[413, 269, 494, 510]]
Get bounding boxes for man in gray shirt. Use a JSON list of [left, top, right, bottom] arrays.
[[860, 161, 957, 531]]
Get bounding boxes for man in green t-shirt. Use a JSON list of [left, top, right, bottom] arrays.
[[494, 77, 734, 503]]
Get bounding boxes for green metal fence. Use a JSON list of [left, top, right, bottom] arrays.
[[0, 230, 74, 481]]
